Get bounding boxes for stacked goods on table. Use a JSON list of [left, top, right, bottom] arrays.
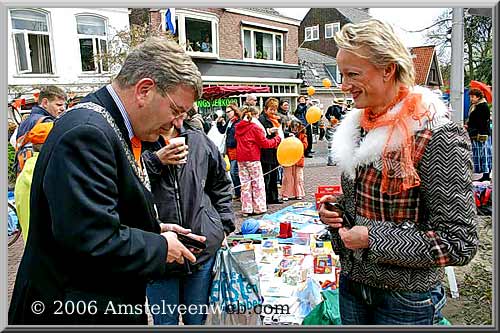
[[227, 201, 342, 325]]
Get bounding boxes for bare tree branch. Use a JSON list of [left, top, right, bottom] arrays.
[[401, 18, 451, 33]]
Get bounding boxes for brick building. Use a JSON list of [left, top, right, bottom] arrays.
[[296, 8, 370, 105], [299, 8, 370, 59], [144, 8, 302, 114], [409, 45, 444, 88]]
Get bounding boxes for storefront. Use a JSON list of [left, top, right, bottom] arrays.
[[193, 58, 302, 116]]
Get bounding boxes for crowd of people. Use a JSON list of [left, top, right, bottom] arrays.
[[7, 18, 490, 327]]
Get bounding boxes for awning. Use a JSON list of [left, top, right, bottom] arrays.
[[201, 85, 270, 101]]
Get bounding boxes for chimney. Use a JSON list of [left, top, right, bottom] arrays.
[[359, 8, 370, 13]]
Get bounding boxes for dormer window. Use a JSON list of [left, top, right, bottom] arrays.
[[305, 25, 319, 41], [325, 22, 340, 39]]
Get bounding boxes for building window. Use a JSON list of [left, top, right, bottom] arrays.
[[170, 10, 218, 57], [10, 9, 53, 74], [325, 64, 341, 85], [429, 68, 437, 82], [242, 28, 283, 62], [304, 25, 319, 41], [76, 15, 108, 73], [325, 22, 340, 39]]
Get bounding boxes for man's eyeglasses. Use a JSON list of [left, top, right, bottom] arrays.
[[165, 91, 189, 120]]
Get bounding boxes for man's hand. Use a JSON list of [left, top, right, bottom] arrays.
[[161, 231, 196, 264], [160, 223, 191, 234], [318, 195, 343, 229], [338, 226, 369, 249], [155, 142, 188, 165]]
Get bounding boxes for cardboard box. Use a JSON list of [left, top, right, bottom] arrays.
[[315, 185, 342, 209]]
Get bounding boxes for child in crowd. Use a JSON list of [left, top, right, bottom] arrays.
[[281, 117, 308, 201], [235, 106, 281, 217]]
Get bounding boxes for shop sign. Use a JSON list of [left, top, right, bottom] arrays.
[[197, 98, 239, 108]]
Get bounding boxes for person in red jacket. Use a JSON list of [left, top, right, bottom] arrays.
[[281, 117, 308, 201], [235, 106, 281, 217]]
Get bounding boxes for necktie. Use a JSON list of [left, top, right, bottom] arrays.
[[131, 136, 142, 171]]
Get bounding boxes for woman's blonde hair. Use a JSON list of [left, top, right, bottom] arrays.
[[265, 97, 279, 110], [241, 105, 260, 121], [334, 19, 415, 87]]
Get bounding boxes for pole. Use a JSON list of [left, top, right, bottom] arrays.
[[450, 8, 464, 124]]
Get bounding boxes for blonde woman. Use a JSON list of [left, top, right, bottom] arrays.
[[318, 19, 478, 325], [259, 97, 285, 204]]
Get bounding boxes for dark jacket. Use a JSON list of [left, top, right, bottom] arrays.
[[8, 87, 167, 325], [325, 104, 343, 122], [217, 116, 241, 149], [294, 103, 308, 126], [16, 105, 55, 140], [258, 113, 280, 166], [467, 100, 491, 137], [142, 127, 235, 267], [13, 106, 55, 174]]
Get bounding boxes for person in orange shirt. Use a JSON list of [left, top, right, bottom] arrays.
[[14, 122, 54, 243]]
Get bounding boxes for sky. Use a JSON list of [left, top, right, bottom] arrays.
[[275, 7, 449, 47]]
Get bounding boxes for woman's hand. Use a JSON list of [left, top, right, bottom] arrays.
[[338, 226, 369, 249], [318, 195, 344, 228], [155, 142, 188, 165]]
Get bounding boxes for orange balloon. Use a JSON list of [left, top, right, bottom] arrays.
[[306, 106, 322, 124], [307, 86, 316, 96], [322, 78, 332, 88], [277, 137, 304, 167]]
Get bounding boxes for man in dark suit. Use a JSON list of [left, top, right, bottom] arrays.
[[9, 37, 204, 325]]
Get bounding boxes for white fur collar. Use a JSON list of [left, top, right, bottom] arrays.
[[333, 86, 450, 178]]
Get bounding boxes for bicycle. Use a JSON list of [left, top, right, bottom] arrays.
[[8, 200, 22, 247]]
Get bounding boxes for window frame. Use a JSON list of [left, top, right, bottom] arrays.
[[325, 22, 340, 39], [10, 9, 55, 75], [169, 10, 219, 58], [241, 26, 284, 64], [75, 14, 109, 74], [304, 25, 319, 42]]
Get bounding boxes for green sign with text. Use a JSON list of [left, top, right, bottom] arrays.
[[197, 98, 239, 108]]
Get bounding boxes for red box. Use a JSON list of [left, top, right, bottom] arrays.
[[317, 185, 342, 195], [315, 185, 342, 209]]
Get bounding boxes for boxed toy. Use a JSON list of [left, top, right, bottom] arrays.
[[315, 185, 342, 209]]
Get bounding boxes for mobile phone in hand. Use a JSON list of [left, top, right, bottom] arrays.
[[323, 202, 354, 228], [176, 233, 206, 253]]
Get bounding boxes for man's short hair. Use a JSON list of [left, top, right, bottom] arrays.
[[114, 36, 203, 99], [38, 86, 67, 104], [246, 94, 257, 102]]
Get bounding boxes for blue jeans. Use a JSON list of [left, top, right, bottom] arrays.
[[230, 159, 241, 197], [339, 275, 446, 325], [277, 166, 283, 185], [146, 255, 215, 325]]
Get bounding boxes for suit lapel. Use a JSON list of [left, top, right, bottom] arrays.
[[91, 87, 133, 152]]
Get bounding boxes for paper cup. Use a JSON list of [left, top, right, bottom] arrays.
[[169, 136, 185, 146], [169, 136, 187, 163]]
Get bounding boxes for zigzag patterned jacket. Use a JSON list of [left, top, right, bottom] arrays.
[[331, 86, 479, 292]]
